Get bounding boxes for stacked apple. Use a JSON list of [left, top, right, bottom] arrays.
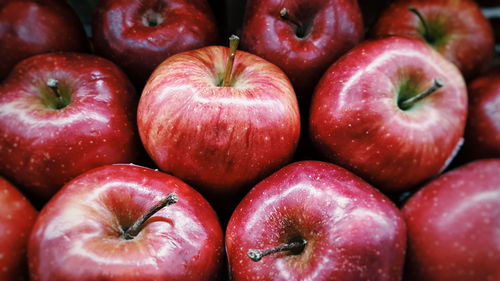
[[0, 0, 499, 280]]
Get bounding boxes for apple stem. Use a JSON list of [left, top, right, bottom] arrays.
[[408, 6, 430, 39], [221, 35, 239, 87], [399, 78, 444, 110], [280, 8, 304, 37], [247, 238, 307, 262], [122, 192, 178, 240], [47, 78, 62, 99], [47, 78, 66, 109]]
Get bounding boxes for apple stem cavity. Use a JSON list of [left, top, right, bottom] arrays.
[[280, 8, 305, 38], [221, 35, 239, 87], [399, 78, 444, 110], [122, 192, 178, 240], [142, 9, 164, 27], [247, 238, 307, 262], [47, 78, 66, 109]]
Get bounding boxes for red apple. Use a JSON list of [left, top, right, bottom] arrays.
[[0, 0, 88, 80], [371, 0, 494, 79], [28, 164, 224, 281], [402, 159, 500, 281], [92, 0, 219, 86], [240, 0, 364, 96], [226, 160, 406, 281], [137, 37, 300, 200], [461, 68, 500, 160], [310, 36, 467, 194], [0, 177, 37, 281], [0, 52, 140, 202]]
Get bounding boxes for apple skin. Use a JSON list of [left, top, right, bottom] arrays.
[[0, 177, 37, 281], [461, 68, 500, 160], [371, 0, 494, 79], [309, 36, 467, 194], [0, 52, 140, 202], [92, 0, 219, 86], [402, 159, 500, 281], [28, 164, 224, 281], [240, 0, 364, 96], [0, 0, 88, 80], [137, 46, 300, 198], [226, 160, 406, 281]]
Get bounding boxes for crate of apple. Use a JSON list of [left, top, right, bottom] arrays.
[[0, 0, 499, 280]]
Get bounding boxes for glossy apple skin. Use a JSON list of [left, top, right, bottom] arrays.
[[0, 177, 37, 281], [28, 164, 223, 281], [226, 161, 406, 281], [138, 46, 300, 198], [92, 0, 219, 85], [0, 53, 140, 201], [241, 0, 364, 96], [372, 0, 494, 79], [310, 36, 467, 194], [403, 159, 500, 281], [462, 68, 500, 160], [0, 0, 88, 80]]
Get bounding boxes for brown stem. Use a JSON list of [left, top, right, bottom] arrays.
[[280, 8, 304, 37], [123, 192, 178, 240], [247, 238, 307, 262], [221, 35, 239, 87], [408, 6, 430, 39], [399, 78, 444, 110], [47, 78, 62, 99]]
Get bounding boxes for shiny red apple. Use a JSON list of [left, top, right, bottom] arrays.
[[0, 177, 37, 281], [403, 159, 500, 281], [28, 164, 224, 281], [0, 53, 140, 202], [240, 0, 364, 96], [310, 36, 467, 194], [137, 38, 300, 200], [372, 0, 494, 79], [92, 0, 219, 85], [461, 67, 500, 160], [0, 0, 88, 80], [226, 160, 406, 281]]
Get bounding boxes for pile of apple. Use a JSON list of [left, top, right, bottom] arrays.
[[0, 0, 499, 280]]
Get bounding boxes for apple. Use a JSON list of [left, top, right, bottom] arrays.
[[0, 0, 88, 80], [137, 36, 300, 201], [226, 160, 406, 281], [461, 67, 500, 160], [0, 52, 141, 202], [240, 0, 364, 96], [28, 164, 224, 281], [309, 36, 467, 194], [92, 0, 219, 86], [402, 159, 500, 281], [371, 0, 494, 79], [0, 177, 37, 281]]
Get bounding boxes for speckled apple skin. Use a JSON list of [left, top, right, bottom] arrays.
[[92, 0, 219, 85], [403, 159, 500, 281], [226, 160, 406, 281], [0, 177, 37, 281], [0, 53, 140, 201], [241, 0, 364, 95], [0, 0, 88, 80], [462, 68, 500, 160], [372, 0, 494, 79], [310, 36, 467, 194], [138, 46, 300, 196], [28, 164, 224, 281]]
